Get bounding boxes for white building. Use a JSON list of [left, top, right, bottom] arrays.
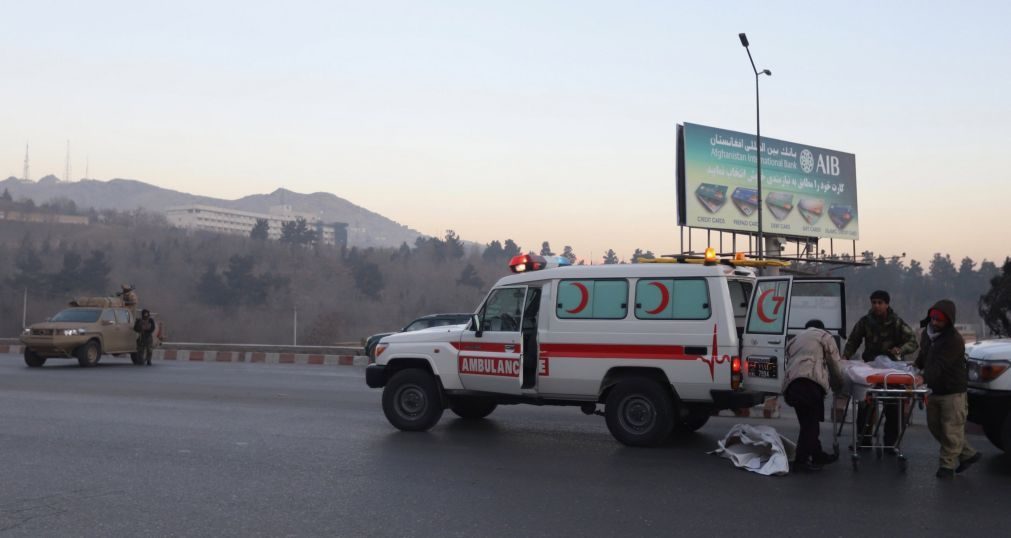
[[164, 204, 346, 246]]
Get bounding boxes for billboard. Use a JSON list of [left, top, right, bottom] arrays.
[[677, 123, 858, 240]]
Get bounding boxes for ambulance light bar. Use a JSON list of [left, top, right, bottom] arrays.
[[637, 249, 790, 268], [508, 254, 573, 273]]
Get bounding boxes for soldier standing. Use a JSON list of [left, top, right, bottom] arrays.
[[133, 309, 156, 366], [843, 290, 919, 449]]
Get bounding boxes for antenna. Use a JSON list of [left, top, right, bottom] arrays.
[[22, 143, 30, 181], [65, 140, 71, 182]]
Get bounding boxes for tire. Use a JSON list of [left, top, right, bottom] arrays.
[[673, 404, 712, 435], [130, 352, 144, 366], [604, 377, 676, 447], [983, 415, 1006, 451], [76, 340, 101, 367], [382, 369, 444, 432], [449, 397, 498, 420], [24, 348, 46, 368]]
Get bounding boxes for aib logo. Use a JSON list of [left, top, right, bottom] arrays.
[[799, 148, 842, 176]]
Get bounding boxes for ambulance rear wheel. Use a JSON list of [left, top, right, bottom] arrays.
[[605, 377, 675, 447], [672, 404, 712, 435], [382, 369, 444, 432], [449, 397, 498, 420]]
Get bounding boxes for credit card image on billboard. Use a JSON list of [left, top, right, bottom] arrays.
[[829, 204, 855, 230], [797, 198, 824, 225], [731, 187, 758, 217], [695, 183, 728, 213], [765, 192, 794, 221]]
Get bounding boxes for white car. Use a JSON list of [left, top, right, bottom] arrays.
[[966, 338, 1011, 452]]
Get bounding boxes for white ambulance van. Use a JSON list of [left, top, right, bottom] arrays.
[[366, 252, 846, 446]]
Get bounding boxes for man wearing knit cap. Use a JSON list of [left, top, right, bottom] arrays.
[[914, 300, 981, 478], [843, 290, 919, 448]]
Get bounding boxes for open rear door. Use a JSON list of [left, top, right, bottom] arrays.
[[741, 276, 792, 395]]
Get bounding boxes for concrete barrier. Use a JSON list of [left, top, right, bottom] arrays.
[[0, 339, 368, 367]]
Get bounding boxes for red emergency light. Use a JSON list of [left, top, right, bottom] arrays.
[[508, 254, 546, 273]]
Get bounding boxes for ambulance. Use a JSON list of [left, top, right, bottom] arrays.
[[365, 250, 846, 447]]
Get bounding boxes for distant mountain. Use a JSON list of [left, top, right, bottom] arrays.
[[0, 175, 423, 248]]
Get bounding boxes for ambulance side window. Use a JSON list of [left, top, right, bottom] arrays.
[[634, 278, 711, 320], [556, 279, 628, 320], [478, 287, 526, 332]]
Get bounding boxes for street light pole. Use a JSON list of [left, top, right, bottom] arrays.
[[739, 33, 771, 258]]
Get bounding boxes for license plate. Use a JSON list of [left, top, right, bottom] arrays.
[[747, 357, 778, 379]]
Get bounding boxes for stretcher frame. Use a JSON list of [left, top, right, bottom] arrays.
[[832, 372, 929, 472]]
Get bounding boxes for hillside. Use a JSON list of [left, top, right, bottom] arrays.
[[0, 176, 422, 248]]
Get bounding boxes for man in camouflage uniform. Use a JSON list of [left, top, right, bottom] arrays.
[[843, 290, 919, 448]]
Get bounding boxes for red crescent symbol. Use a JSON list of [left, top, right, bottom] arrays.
[[646, 281, 669, 315], [756, 289, 786, 323], [566, 282, 589, 314]]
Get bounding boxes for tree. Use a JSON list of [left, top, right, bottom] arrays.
[[502, 239, 521, 258], [562, 246, 576, 264], [196, 263, 229, 306], [78, 250, 112, 293], [250, 219, 269, 241], [351, 260, 384, 300], [457, 263, 484, 289], [8, 236, 46, 292], [444, 230, 465, 259], [49, 251, 83, 294], [603, 249, 619, 265], [540, 242, 555, 256], [979, 258, 1011, 336], [631, 249, 655, 263], [280, 218, 317, 245], [482, 240, 504, 262], [0, 188, 11, 202]]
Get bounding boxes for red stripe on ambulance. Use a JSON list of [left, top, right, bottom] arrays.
[[538, 343, 702, 361]]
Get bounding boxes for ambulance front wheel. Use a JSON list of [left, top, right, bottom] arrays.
[[605, 377, 676, 447], [449, 397, 498, 420], [382, 369, 444, 432]]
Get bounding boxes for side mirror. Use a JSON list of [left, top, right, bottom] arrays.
[[471, 314, 483, 338]]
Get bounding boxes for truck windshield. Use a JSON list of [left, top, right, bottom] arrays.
[[50, 309, 102, 323]]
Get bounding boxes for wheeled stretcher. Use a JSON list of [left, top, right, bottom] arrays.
[[832, 365, 929, 472]]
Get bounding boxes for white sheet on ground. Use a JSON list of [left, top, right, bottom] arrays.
[[710, 424, 796, 476]]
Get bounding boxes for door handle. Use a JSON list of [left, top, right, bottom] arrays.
[[769, 340, 782, 345], [504, 344, 516, 353]]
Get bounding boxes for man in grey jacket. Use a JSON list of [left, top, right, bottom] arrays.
[[783, 319, 845, 472]]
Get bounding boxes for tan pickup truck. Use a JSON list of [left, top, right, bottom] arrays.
[[20, 299, 162, 368]]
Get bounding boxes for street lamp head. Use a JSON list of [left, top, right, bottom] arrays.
[[762, 69, 772, 76], [739, 33, 749, 47]]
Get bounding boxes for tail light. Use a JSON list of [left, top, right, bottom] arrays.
[[969, 360, 1010, 383], [731, 356, 742, 390]]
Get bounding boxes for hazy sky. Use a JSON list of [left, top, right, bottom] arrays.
[[3, 1, 1009, 266]]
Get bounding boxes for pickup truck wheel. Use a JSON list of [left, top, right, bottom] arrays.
[[76, 340, 101, 367], [24, 348, 46, 368], [382, 369, 444, 431], [449, 397, 498, 420], [983, 415, 1006, 451], [605, 377, 675, 447]]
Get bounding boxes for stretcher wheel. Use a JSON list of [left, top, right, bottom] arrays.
[[897, 456, 907, 473], [851, 454, 859, 471]]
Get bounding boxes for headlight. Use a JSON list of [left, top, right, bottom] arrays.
[[22, 328, 30, 335], [968, 359, 1010, 383], [61, 328, 86, 336]]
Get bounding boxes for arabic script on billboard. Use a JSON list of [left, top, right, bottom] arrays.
[[678, 123, 858, 240]]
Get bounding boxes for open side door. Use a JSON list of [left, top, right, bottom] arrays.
[[787, 277, 847, 351], [741, 276, 793, 395]]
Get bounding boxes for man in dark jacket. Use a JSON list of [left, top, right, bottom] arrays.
[[843, 290, 919, 447], [914, 300, 980, 478], [133, 309, 156, 366]]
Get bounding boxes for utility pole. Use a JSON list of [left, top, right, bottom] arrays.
[[65, 140, 71, 182], [293, 305, 298, 346], [23, 288, 28, 331]]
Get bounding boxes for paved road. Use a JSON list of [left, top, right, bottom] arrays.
[[0, 354, 1007, 537]]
